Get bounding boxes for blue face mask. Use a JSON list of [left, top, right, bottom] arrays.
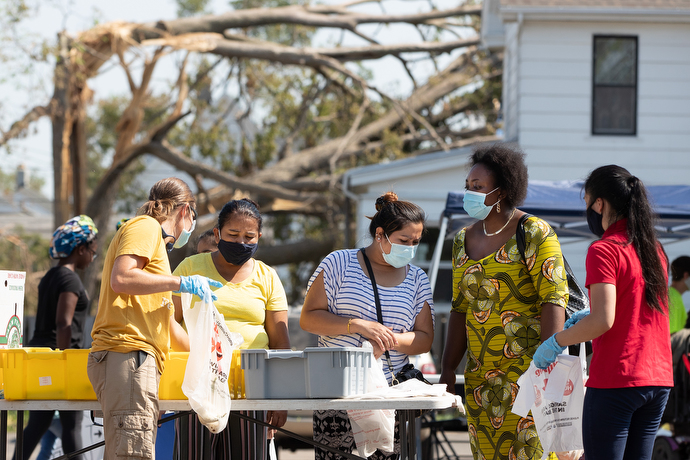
[[463, 187, 500, 220], [381, 234, 418, 268]]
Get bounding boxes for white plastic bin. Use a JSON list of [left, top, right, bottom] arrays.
[[240, 347, 372, 399]]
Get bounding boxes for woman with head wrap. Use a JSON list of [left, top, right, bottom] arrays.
[[12, 215, 99, 460]]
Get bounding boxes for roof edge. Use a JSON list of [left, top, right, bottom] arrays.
[[501, 7, 690, 23]]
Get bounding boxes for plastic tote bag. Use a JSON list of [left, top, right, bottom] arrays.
[[346, 343, 396, 457], [513, 344, 587, 460], [180, 292, 244, 433]]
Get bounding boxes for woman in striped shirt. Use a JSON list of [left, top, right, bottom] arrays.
[[301, 191, 434, 460]]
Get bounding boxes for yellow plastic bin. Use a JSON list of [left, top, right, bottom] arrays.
[[159, 352, 188, 400], [0, 349, 7, 394], [3, 348, 96, 400], [4, 348, 66, 400], [159, 351, 246, 400], [64, 349, 97, 400]]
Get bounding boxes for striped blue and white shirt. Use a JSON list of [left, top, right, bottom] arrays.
[[306, 249, 434, 382]]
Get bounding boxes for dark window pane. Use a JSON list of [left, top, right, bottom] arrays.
[[594, 37, 636, 85], [592, 86, 636, 134]]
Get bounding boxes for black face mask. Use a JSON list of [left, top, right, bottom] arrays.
[[587, 205, 605, 237], [217, 239, 258, 266]]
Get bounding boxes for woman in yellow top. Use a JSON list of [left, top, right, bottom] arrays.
[[88, 178, 221, 460], [439, 145, 569, 460], [172, 198, 290, 460]]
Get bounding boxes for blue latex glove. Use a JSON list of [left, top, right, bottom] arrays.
[[175, 275, 223, 302], [564, 308, 590, 330], [533, 334, 566, 369]]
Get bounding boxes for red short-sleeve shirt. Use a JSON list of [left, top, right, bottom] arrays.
[[585, 218, 673, 389]]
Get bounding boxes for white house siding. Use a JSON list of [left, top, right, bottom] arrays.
[[350, 165, 469, 247], [512, 20, 690, 185]]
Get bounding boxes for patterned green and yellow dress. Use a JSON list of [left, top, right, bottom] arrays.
[[452, 216, 569, 460]]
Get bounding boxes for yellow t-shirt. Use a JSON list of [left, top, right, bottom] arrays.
[[90, 215, 174, 373], [173, 253, 288, 349]]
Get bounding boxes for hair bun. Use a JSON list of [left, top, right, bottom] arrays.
[[375, 192, 398, 211]]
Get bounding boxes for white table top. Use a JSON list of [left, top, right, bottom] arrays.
[[0, 395, 457, 412]]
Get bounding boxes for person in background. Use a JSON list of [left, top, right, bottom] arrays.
[[172, 198, 290, 460], [534, 165, 673, 460], [669, 256, 690, 334], [196, 228, 218, 253], [301, 192, 434, 460], [13, 215, 98, 460], [87, 178, 221, 460], [438, 144, 568, 460]]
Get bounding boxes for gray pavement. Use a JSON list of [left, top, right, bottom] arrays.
[[276, 430, 473, 460], [6, 425, 473, 460]]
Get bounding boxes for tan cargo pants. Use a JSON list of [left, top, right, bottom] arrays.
[[87, 350, 161, 459]]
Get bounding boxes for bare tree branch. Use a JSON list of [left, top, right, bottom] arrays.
[[312, 38, 480, 62], [0, 106, 50, 147], [141, 34, 367, 88], [148, 141, 328, 205], [142, 4, 482, 39], [250, 49, 485, 183]]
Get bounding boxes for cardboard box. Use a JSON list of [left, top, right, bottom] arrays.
[[0, 270, 26, 349]]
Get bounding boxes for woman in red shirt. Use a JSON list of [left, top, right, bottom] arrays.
[[533, 165, 673, 460]]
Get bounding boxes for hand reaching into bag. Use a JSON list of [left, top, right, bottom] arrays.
[[175, 275, 223, 301], [533, 334, 566, 369]]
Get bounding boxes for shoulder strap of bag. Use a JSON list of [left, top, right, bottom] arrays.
[[517, 213, 579, 278], [360, 248, 397, 382], [516, 215, 591, 355], [515, 213, 532, 263]]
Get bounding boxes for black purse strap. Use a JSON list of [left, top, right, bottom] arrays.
[[360, 248, 397, 383]]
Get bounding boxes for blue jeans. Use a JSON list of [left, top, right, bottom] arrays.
[[583, 386, 671, 460]]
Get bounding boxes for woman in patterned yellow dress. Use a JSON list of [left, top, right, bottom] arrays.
[[439, 144, 569, 460]]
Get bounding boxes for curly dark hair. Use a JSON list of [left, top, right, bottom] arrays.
[[470, 144, 528, 209]]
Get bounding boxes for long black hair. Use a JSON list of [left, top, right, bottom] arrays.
[[584, 165, 668, 312]]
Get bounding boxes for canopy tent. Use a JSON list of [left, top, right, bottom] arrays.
[[428, 180, 690, 293]]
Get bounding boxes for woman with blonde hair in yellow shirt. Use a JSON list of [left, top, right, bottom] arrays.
[[87, 177, 220, 460]]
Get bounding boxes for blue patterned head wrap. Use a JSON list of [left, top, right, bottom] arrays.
[[49, 215, 99, 259]]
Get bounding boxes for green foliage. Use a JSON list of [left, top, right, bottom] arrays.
[[176, 0, 211, 17], [84, 97, 156, 213], [1, 0, 30, 23], [0, 167, 44, 193], [229, 0, 315, 47]]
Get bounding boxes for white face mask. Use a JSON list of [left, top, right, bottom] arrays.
[[173, 208, 196, 249], [381, 234, 418, 268], [684, 276, 690, 291]]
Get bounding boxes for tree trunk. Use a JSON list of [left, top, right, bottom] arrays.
[[51, 33, 73, 229], [70, 85, 91, 215]]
